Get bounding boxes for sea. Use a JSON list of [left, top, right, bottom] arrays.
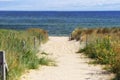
[[0, 11, 120, 36]]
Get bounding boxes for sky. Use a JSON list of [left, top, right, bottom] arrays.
[[0, 0, 120, 11]]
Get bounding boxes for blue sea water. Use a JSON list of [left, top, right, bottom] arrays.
[[0, 11, 120, 36]]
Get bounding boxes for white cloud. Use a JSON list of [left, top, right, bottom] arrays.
[[0, 0, 120, 10], [35, 0, 120, 8]]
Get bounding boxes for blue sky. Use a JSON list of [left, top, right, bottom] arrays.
[[0, 0, 120, 11]]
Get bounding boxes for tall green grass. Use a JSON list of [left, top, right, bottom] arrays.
[[0, 28, 49, 80], [79, 35, 120, 80], [71, 27, 120, 80]]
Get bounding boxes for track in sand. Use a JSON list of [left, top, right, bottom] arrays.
[[20, 37, 114, 80]]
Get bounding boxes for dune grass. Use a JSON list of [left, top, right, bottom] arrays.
[[70, 27, 120, 41], [0, 28, 50, 80], [71, 27, 120, 80]]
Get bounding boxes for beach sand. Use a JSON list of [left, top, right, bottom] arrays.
[[20, 36, 114, 80]]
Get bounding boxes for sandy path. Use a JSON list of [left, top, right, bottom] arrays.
[[20, 36, 114, 80]]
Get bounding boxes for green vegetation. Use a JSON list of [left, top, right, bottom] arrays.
[[0, 28, 50, 80], [70, 27, 120, 41], [71, 27, 120, 80], [39, 57, 56, 66]]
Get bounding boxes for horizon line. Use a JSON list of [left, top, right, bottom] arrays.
[[0, 10, 120, 12]]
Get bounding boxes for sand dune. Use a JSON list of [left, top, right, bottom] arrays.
[[20, 36, 114, 80]]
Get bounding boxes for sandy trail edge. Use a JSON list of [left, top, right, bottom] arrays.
[[20, 36, 114, 80]]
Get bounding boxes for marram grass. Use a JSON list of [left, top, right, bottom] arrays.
[[0, 28, 50, 80], [71, 27, 120, 80]]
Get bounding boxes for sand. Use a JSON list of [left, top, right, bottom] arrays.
[[20, 36, 114, 80]]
